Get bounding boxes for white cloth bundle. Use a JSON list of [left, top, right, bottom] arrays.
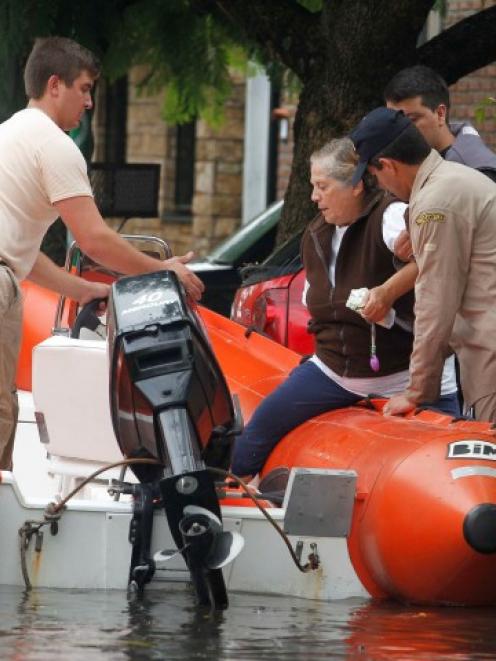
[[346, 288, 395, 329]]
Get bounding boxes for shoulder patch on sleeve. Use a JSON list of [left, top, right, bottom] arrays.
[[415, 211, 446, 226]]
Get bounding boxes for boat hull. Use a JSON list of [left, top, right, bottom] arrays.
[[0, 467, 367, 600]]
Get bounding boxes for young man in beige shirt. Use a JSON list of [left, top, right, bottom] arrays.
[[0, 36, 204, 469]]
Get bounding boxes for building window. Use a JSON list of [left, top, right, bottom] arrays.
[[174, 121, 196, 216]]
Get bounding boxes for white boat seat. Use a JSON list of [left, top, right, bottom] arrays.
[[32, 335, 123, 467]]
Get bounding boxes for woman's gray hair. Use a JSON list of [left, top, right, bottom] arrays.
[[310, 137, 377, 191]]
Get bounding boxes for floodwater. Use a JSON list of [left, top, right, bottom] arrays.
[[1, 586, 496, 660]]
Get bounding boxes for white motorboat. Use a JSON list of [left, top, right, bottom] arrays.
[[1, 239, 364, 609], [3, 237, 496, 608]]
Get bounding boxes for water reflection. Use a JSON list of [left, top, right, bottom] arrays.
[[0, 585, 495, 660], [346, 601, 496, 660], [122, 589, 226, 660]]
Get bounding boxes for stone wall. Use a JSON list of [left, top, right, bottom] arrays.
[[123, 68, 245, 257], [92, 82, 106, 162], [92, 70, 165, 239], [109, 67, 168, 240], [191, 74, 245, 256], [93, 67, 245, 258]]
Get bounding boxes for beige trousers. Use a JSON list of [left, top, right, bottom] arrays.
[[0, 265, 22, 470]]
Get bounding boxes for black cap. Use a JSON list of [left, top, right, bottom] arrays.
[[350, 107, 412, 185]]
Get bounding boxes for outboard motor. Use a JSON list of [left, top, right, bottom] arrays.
[[107, 270, 243, 608]]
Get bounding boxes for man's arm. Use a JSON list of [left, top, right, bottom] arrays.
[[362, 201, 417, 322], [53, 196, 204, 300], [393, 229, 414, 262], [361, 261, 418, 323], [27, 252, 110, 305]]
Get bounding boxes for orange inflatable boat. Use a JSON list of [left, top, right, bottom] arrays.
[[16, 280, 496, 606]]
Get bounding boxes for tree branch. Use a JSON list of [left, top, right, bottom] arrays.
[[417, 5, 496, 84], [192, 0, 322, 79], [324, 0, 434, 81]]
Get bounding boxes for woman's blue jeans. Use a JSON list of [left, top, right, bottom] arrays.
[[231, 360, 460, 477]]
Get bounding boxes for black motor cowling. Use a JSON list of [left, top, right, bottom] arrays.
[[107, 270, 236, 482]]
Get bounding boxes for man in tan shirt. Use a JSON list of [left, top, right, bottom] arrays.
[[0, 36, 204, 469], [350, 107, 496, 421]]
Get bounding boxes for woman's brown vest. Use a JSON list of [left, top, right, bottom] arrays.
[[301, 193, 414, 378]]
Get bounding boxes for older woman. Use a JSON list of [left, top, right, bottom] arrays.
[[231, 137, 459, 480]]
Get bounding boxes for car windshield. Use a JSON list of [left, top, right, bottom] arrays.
[[206, 201, 282, 266], [241, 230, 303, 285]]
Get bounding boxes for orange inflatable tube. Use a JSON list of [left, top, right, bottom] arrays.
[[200, 306, 496, 607], [18, 283, 496, 606], [17, 281, 60, 391]]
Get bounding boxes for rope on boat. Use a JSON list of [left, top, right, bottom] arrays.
[[17, 458, 317, 590], [206, 467, 318, 573], [19, 520, 45, 590], [17, 458, 162, 591], [50, 458, 161, 514]]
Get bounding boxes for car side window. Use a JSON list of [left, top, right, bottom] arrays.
[[233, 226, 278, 267], [241, 231, 303, 284]]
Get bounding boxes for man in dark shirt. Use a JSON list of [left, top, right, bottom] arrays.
[[384, 65, 496, 183]]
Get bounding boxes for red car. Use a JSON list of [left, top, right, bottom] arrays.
[[231, 231, 315, 355]]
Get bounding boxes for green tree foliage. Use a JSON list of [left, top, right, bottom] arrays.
[[104, 0, 237, 125], [0, 1, 55, 120], [0, 0, 319, 125], [0, 0, 132, 118]]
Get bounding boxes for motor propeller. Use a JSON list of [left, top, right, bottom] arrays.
[[182, 505, 245, 570], [153, 505, 244, 573]]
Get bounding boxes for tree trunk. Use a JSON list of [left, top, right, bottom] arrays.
[[278, 2, 428, 240]]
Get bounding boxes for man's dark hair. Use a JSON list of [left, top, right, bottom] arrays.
[[370, 124, 431, 168], [24, 36, 100, 99], [384, 65, 450, 112]]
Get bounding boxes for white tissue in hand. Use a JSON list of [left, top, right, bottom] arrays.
[[346, 288, 369, 311], [346, 287, 396, 329]]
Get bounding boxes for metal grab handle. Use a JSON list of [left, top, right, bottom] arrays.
[[52, 235, 173, 334]]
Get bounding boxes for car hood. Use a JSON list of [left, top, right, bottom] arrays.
[[189, 260, 233, 273]]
